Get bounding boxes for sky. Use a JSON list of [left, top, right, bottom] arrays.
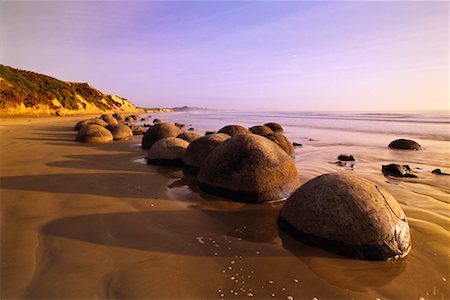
[[1, 1, 448, 111]]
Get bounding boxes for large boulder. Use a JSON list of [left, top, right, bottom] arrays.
[[278, 173, 411, 261], [112, 113, 124, 122], [73, 119, 108, 131], [177, 131, 204, 143], [75, 124, 113, 143], [264, 122, 284, 133], [108, 124, 133, 141], [141, 122, 183, 149], [217, 125, 252, 136], [388, 139, 422, 150], [100, 114, 119, 126], [264, 133, 295, 159], [182, 133, 230, 175], [146, 137, 189, 165], [197, 134, 300, 203], [249, 125, 274, 136]]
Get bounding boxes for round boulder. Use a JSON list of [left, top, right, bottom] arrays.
[[197, 134, 300, 203], [264, 122, 284, 133], [146, 137, 189, 165], [112, 113, 124, 122], [109, 124, 133, 141], [278, 173, 411, 261], [217, 125, 252, 136], [249, 125, 274, 136], [73, 119, 108, 131], [388, 139, 422, 150], [101, 114, 119, 126], [76, 124, 113, 143], [264, 133, 295, 159], [141, 122, 184, 149], [182, 133, 230, 175], [177, 131, 204, 143]]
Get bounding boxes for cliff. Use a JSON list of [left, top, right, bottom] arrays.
[[0, 65, 144, 116]]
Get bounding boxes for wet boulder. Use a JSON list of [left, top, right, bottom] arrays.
[[217, 125, 252, 136], [198, 134, 300, 203], [388, 139, 422, 150], [76, 124, 113, 143], [177, 131, 204, 143], [100, 114, 119, 126], [73, 119, 108, 131], [382, 164, 417, 178], [141, 122, 183, 149], [249, 125, 274, 136], [264, 122, 284, 133], [108, 124, 133, 141], [338, 154, 356, 161], [432, 168, 449, 176], [182, 133, 230, 175], [263, 133, 295, 159], [278, 173, 411, 261], [146, 137, 189, 165]]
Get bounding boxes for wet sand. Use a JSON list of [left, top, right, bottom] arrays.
[[1, 116, 449, 299]]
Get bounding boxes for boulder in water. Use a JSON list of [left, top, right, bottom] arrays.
[[432, 168, 449, 176], [146, 137, 189, 165], [142, 122, 184, 149], [217, 125, 252, 136], [382, 164, 417, 178], [263, 133, 295, 159], [197, 134, 300, 203], [338, 154, 356, 161], [388, 139, 422, 150], [76, 124, 113, 143], [278, 173, 411, 261], [264, 122, 284, 133]]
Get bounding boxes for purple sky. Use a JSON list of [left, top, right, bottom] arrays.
[[1, 1, 448, 111]]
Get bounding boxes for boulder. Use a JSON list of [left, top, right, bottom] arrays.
[[101, 114, 119, 126], [175, 122, 185, 129], [112, 113, 124, 122], [130, 114, 140, 121], [182, 133, 230, 175], [73, 119, 108, 131], [124, 116, 134, 123], [249, 125, 274, 136], [132, 127, 144, 135], [382, 164, 417, 178], [338, 154, 356, 161], [432, 168, 449, 176], [76, 124, 113, 143], [278, 173, 411, 261], [55, 109, 66, 116], [263, 133, 295, 159], [141, 122, 183, 149], [109, 124, 133, 141], [177, 131, 204, 143], [146, 137, 189, 165], [217, 125, 252, 136], [293, 142, 302, 148], [153, 118, 161, 123], [264, 122, 284, 133], [197, 134, 300, 203], [388, 139, 422, 150]]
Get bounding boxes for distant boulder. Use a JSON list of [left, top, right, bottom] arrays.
[[177, 131, 204, 143], [338, 154, 356, 161], [197, 134, 300, 203], [146, 137, 189, 165], [293, 142, 302, 148], [278, 173, 411, 261], [73, 119, 108, 131], [182, 133, 230, 175], [76, 124, 113, 143], [55, 109, 66, 116], [153, 118, 161, 123], [263, 133, 295, 159], [124, 116, 134, 123], [264, 122, 284, 133], [100, 114, 119, 126], [382, 164, 417, 178], [108, 124, 133, 141], [141, 122, 183, 149], [388, 139, 422, 150], [130, 114, 140, 121], [249, 125, 274, 136], [217, 125, 252, 136], [432, 168, 449, 176], [112, 113, 124, 122]]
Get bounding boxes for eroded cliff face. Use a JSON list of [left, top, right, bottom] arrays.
[[0, 65, 144, 116]]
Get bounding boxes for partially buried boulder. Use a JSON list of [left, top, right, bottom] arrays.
[[182, 133, 230, 175], [278, 173, 411, 261], [388, 139, 422, 150], [263, 133, 295, 159], [73, 119, 108, 131], [197, 134, 300, 203], [217, 125, 251, 136], [142, 122, 183, 149], [146, 137, 189, 165], [382, 164, 417, 178], [264, 122, 284, 133], [249, 125, 274, 136], [109, 124, 133, 141], [338, 154, 355, 161], [100, 114, 119, 126], [76, 124, 113, 143], [177, 131, 204, 143]]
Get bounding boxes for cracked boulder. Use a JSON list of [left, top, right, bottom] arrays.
[[198, 134, 300, 203], [278, 173, 411, 261]]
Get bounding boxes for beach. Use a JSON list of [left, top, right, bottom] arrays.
[[1, 111, 449, 299]]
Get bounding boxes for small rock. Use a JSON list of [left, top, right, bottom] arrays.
[[338, 154, 355, 161], [382, 164, 418, 178], [292, 142, 302, 148], [432, 168, 449, 176]]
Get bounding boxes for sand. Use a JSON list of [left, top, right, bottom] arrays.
[[1, 116, 449, 299]]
